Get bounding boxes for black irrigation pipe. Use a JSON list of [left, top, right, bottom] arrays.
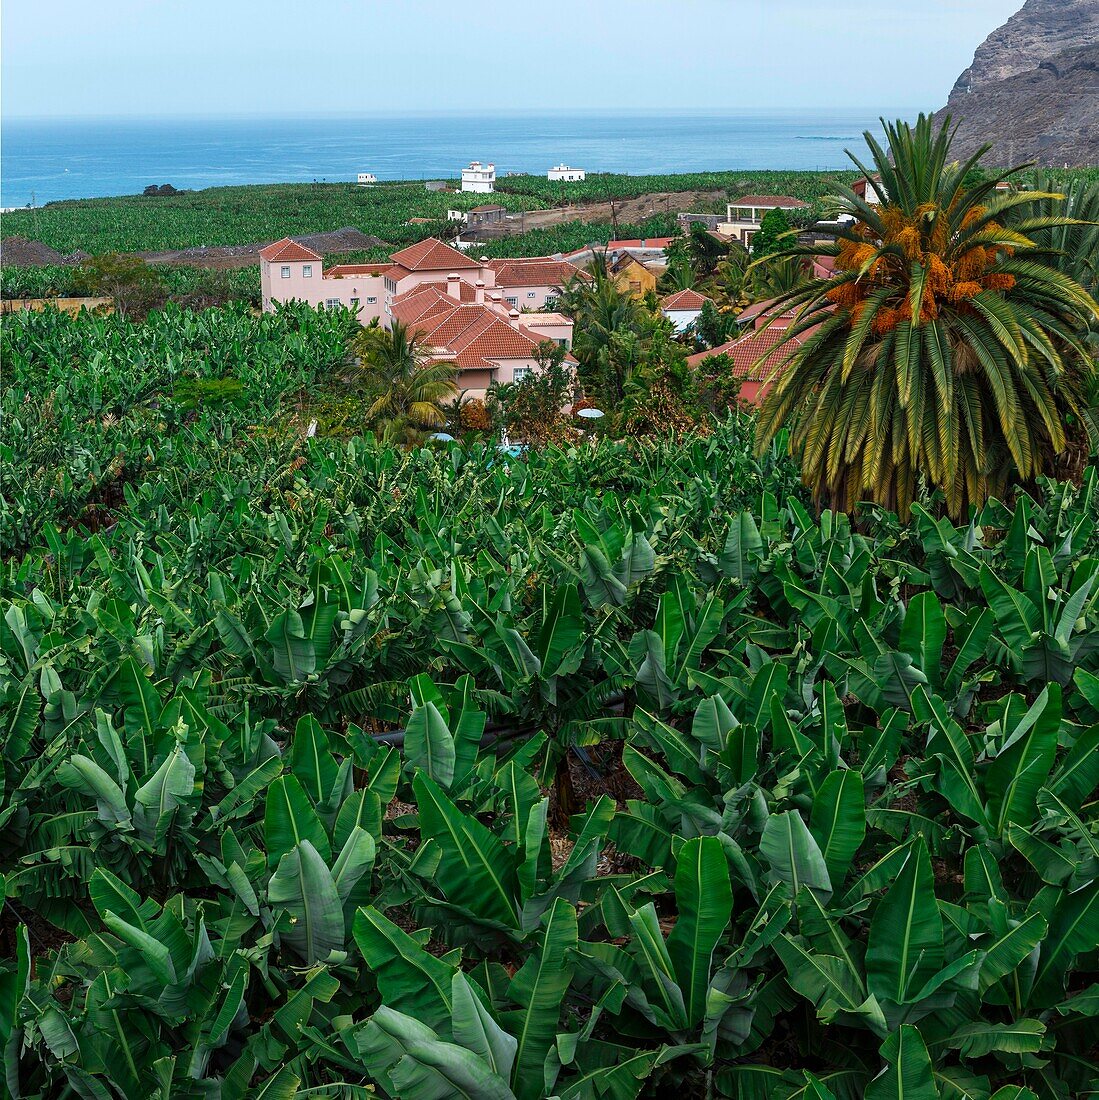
[[369, 694, 627, 750]]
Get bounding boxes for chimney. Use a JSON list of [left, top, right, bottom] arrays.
[[447, 273, 462, 299], [474, 280, 485, 304], [508, 308, 521, 329], [490, 290, 502, 302], [480, 256, 489, 263]]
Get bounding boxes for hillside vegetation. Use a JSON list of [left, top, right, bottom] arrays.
[[2, 170, 864, 256]]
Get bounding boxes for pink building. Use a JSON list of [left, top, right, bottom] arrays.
[[486, 256, 589, 311], [259, 235, 576, 398], [391, 283, 577, 400]]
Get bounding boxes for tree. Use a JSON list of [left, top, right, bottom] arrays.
[[694, 299, 734, 348], [751, 208, 793, 258], [747, 254, 808, 301], [1023, 171, 1099, 468], [560, 263, 649, 407], [617, 327, 699, 435], [754, 113, 1099, 519], [72, 253, 165, 320], [688, 222, 730, 277], [488, 342, 577, 445], [352, 320, 459, 444]]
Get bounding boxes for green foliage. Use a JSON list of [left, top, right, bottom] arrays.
[[754, 114, 1099, 519], [1, 261, 262, 306], [488, 345, 577, 445], [1, 181, 546, 254], [351, 320, 459, 444], [72, 253, 167, 319], [2, 292, 1098, 1098], [750, 207, 793, 257]]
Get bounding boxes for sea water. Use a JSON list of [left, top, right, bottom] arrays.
[[0, 109, 919, 207]]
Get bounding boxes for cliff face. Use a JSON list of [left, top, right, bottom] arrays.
[[939, 0, 1099, 166]]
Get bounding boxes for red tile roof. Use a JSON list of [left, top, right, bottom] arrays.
[[259, 237, 323, 262], [388, 236, 480, 272], [325, 263, 393, 278], [422, 305, 498, 347], [391, 290, 572, 374], [662, 288, 712, 311], [394, 279, 479, 306], [391, 286, 462, 326], [607, 237, 675, 250], [488, 258, 586, 288], [687, 323, 816, 380], [728, 195, 809, 209], [452, 318, 536, 366]]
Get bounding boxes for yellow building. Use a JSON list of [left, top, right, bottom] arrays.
[[610, 254, 657, 299]]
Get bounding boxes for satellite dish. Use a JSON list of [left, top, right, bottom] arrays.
[[577, 408, 605, 420], [430, 432, 456, 442]]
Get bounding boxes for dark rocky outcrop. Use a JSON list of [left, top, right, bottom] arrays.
[[938, 0, 1099, 166]]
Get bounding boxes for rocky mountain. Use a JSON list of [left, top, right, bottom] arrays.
[[938, 0, 1099, 166]]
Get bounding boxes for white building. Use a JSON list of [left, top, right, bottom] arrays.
[[852, 176, 882, 206], [661, 288, 712, 333], [357, 172, 377, 185], [716, 195, 809, 248], [461, 161, 496, 193], [548, 164, 585, 182]]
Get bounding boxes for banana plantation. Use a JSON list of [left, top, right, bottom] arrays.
[[2, 296, 1097, 1099], [2, 117, 1099, 1098]]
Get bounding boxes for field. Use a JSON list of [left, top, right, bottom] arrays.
[[1, 302, 1097, 1099], [0, 170, 868, 257], [0, 215, 680, 303]]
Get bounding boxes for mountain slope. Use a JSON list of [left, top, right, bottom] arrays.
[[938, 0, 1099, 166]]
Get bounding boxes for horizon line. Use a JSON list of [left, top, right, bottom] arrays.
[[2, 106, 929, 125]]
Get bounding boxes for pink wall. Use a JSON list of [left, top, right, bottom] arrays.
[[494, 283, 561, 311], [520, 318, 573, 347], [261, 259, 387, 325]]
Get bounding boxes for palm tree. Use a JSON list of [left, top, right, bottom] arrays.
[[748, 255, 809, 301], [1024, 171, 1099, 298], [1023, 171, 1099, 464], [754, 114, 1098, 519], [559, 258, 649, 404], [353, 320, 458, 444]]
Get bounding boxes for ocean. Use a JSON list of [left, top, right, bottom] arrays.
[[0, 110, 917, 208]]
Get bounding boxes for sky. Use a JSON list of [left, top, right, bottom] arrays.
[[2, 0, 1021, 119]]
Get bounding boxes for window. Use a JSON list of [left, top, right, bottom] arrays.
[[557, 338, 569, 348], [630, 281, 641, 294], [513, 367, 531, 382], [384, 277, 396, 292], [506, 296, 518, 307], [350, 297, 359, 306], [526, 291, 536, 298], [281, 266, 291, 279], [325, 298, 341, 309], [366, 296, 377, 304], [303, 265, 313, 278]]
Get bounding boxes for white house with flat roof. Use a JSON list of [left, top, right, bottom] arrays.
[[548, 164, 585, 181], [357, 172, 377, 185], [717, 195, 810, 248], [461, 162, 496, 193]]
